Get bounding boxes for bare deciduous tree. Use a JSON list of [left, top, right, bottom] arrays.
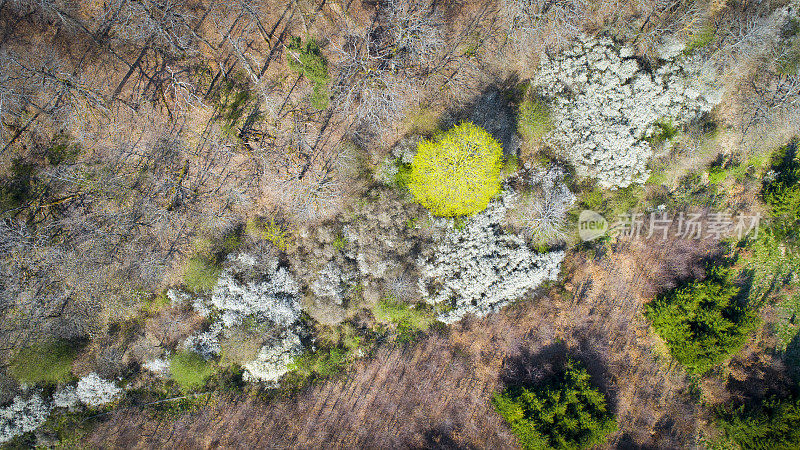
[[332, 33, 416, 135], [384, 0, 444, 67], [501, 0, 586, 52]]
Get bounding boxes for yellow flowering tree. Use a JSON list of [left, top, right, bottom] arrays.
[[408, 122, 503, 216]]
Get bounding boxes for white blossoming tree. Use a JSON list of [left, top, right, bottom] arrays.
[[76, 373, 122, 407]]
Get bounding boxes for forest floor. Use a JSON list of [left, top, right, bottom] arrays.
[[88, 235, 729, 449]]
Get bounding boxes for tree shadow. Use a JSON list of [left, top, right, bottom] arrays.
[[786, 332, 800, 382], [415, 425, 476, 450], [440, 78, 523, 159], [726, 346, 794, 408], [498, 337, 617, 414]]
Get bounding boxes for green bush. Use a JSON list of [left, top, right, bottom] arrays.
[[245, 217, 294, 252], [493, 359, 617, 450], [518, 97, 552, 143], [9, 341, 78, 384], [648, 118, 679, 145], [183, 255, 221, 293], [169, 350, 215, 390], [407, 122, 504, 217], [291, 347, 349, 379], [718, 396, 800, 449], [685, 24, 716, 53], [286, 37, 330, 109], [373, 298, 436, 343], [45, 133, 81, 165], [645, 266, 758, 374], [763, 142, 800, 237], [288, 323, 372, 384]]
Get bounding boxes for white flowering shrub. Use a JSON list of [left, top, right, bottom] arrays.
[[167, 288, 191, 305], [0, 395, 50, 443], [52, 385, 79, 409], [209, 253, 301, 328], [184, 252, 305, 384], [242, 332, 304, 384], [534, 35, 721, 187], [418, 193, 565, 323], [182, 323, 223, 360], [76, 373, 122, 407], [142, 358, 171, 377], [310, 262, 356, 306]]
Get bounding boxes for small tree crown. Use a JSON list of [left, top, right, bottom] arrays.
[[408, 122, 503, 217]]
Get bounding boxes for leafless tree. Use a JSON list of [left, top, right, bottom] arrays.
[[383, 0, 444, 67], [0, 46, 107, 150], [629, 0, 702, 58], [332, 33, 417, 135], [507, 166, 576, 245], [501, 0, 586, 52], [113, 0, 201, 56]]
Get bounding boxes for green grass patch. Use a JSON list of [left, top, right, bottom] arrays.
[[141, 290, 171, 315], [212, 73, 254, 136], [404, 105, 440, 135], [45, 133, 81, 166], [685, 24, 716, 53], [286, 37, 331, 110], [646, 169, 669, 186], [9, 341, 79, 384], [290, 347, 350, 379], [574, 183, 646, 221], [373, 297, 436, 343], [648, 118, 679, 145], [183, 255, 221, 293], [0, 158, 41, 212], [708, 165, 728, 185], [332, 234, 347, 251], [169, 350, 216, 391], [518, 97, 552, 143]]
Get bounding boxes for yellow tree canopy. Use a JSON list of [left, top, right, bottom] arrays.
[[408, 122, 503, 216]]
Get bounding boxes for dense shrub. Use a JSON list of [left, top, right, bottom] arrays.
[[291, 347, 349, 379], [169, 350, 216, 390], [493, 359, 617, 450], [8, 341, 78, 384], [286, 37, 330, 109], [762, 141, 800, 238], [645, 266, 758, 374], [245, 217, 294, 251], [718, 396, 800, 449], [518, 97, 552, 143], [407, 122, 503, 216]]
